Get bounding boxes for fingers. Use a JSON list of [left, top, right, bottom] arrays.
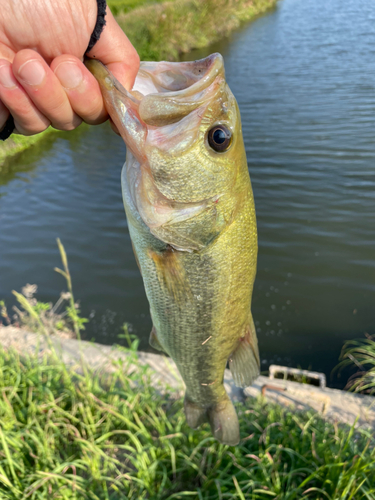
[[51, 55, 107, 125], [0, 59, 50, 135], [12, 49, 82, 132], [0, 50, 111, 136], [0, 11, 140, 137], [86, 8, 140, 91]]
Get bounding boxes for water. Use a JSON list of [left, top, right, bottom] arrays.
[[1, 0, 375, 387]]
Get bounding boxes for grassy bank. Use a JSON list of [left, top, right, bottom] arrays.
[[107, 0, 170, 16], [0, 129, 56, 167], [0, 0, 277, 164], [118, 0, 278, 61], [0, 339, 374, 499]]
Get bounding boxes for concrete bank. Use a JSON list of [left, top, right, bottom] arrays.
[[1, 326, 374, 431]]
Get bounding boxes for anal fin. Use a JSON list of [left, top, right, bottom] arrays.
[[149, 325, 166, 353], [229, 314, 260, 388]]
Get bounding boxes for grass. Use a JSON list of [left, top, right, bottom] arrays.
[[1, 241, 375, 499], [118, 0, 278, 61], [335, 335, 375, 395], [0, 239, 87, 339], [0, 340, 374, 499], [0, 129, 56, 166], [107, 0, 170, 16]]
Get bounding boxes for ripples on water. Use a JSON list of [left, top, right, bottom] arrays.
[[1, 0, 374, 386]]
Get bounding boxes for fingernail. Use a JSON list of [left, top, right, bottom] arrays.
[[18, 60, 46, 86], [0, 64, 17, 88], [54, 62, 83, 90]]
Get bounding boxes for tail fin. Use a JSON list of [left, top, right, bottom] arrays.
[[184, 394, 240, 446], [208, 397, 240, 446], [184, 397, 207, 429]]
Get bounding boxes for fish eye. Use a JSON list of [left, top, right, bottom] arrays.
[[207, 125, 232, 152]]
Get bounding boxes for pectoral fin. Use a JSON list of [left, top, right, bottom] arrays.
[[229, 314, 260, 388], [148, 246, 191, 303]]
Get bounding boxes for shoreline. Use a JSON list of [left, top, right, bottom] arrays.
[[0, 0, 277, 164], [2, 325, 374, 431]]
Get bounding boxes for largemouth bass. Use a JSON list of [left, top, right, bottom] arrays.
[[86, 54, 259, 446]]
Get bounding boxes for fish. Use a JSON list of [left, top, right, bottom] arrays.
[[85, 54, 259, 446]]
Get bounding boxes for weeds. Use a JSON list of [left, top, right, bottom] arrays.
[[54, 237, 88, 339], [336, 335, 375, 395], [0, 341, 374, 499], [107, 0, 168, 16], [118, 0, 278, 61], [1, 239, 87, 339]]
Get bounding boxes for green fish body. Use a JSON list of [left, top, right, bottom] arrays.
[[86, 54, 259, 445]]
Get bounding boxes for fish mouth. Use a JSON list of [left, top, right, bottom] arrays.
[[135, 53, 224, 96], [136, 54, 224, 127], [85, 54, 225, 129]]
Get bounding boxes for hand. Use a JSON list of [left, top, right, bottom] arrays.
[[0, 0, 139, 135]]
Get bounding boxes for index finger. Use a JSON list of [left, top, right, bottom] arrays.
[[86, 8, 140, 91]]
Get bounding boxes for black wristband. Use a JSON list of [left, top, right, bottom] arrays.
[[86, 0, 107, 54], [0, 114, 15, 141]]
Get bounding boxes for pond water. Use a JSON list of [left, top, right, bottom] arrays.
[[1, 0, 375, 387]]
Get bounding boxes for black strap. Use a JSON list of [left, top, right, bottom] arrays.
[[86, 0, 107, 54], [0, 114, 15, 141]]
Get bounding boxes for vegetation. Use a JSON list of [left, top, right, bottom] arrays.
[[107, 0, 169, 16], [118, 0, 278, 61], [0, 239, 87, 339], [0, 340, 374, 499], [0, 240, 375, 499], [336, 335, 375, 395], [0, 129, 55, 166]]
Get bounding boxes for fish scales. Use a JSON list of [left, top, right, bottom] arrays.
[[86, 54, 260, 445]]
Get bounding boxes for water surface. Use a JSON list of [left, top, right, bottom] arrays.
[[1, 0, 375, 386]]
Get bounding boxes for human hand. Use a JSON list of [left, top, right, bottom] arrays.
[[0, 0, 139, 136]]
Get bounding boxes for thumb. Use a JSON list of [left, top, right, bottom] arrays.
[[86, 7, 140, 91]]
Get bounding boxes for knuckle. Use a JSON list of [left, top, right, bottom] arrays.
[[52, 117, 82, 131], [128, 49, 140, 72], [17, 124, 50, 136], [14, 112, 51, 136]]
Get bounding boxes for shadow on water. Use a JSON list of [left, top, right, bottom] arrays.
[[1, 0, 375, 388], [0, 126, 90, 192]]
